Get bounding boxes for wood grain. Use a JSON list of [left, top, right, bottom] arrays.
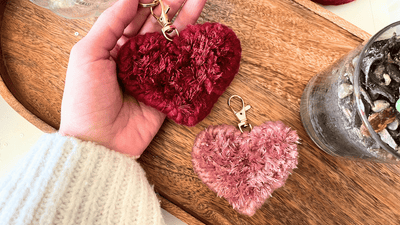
[[2, 0, 400, 224], [1, 0, 94, 130], [158, 195, 205, 225], [292, 0, 371, 40]]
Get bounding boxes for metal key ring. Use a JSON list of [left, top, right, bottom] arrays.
[[228, 95, 252, 133], [139, 0, 159, 8]]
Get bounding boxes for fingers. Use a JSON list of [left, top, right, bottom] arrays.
[[172, 0, 207, 32], [79, 0, 140, 60], [122, 3, 153, 37], [112, 1, 156, 58], [110, 35, 130, 59], [138, 0, 187, 35]]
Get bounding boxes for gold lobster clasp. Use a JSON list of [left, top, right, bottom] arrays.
[[138, 0, 160, 8], [150, 0, 179, 41], [228, 95, 252, 133]]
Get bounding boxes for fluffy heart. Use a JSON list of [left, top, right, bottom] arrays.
[[311, 0, 354, 5], [191, 121, 299, 216], [116, 22, 242, 126]]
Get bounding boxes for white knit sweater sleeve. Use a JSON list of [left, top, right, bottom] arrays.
[[0, 133, 165, 225]]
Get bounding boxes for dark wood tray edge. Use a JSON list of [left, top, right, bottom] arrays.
[[292, 0, 370, 41], [0, 0, 56, 133]]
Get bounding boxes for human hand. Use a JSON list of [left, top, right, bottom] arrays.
[[59, 0, 207, 156]]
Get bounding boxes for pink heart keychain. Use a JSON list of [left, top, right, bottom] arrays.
[[116, 0, 241, 126], [191, 95, 299, 216]]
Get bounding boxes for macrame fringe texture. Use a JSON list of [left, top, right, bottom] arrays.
[[192, 121, 299, 216], [117, 22, 242, 126]]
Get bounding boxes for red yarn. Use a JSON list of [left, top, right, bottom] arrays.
[[311, 0, 354, 5], [192, 121, 299, 216], [116, 23, 241, 126]]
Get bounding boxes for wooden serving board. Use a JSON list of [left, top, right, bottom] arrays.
[[4, 0, 400, 224]]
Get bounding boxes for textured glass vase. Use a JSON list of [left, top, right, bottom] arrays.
[[300, 21, 400, 163], [30, 0, 117, 19]]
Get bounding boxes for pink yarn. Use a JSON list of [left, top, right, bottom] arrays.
[[191, 121, 299, 216]]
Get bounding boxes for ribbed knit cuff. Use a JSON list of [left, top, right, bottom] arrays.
[[0, 133, 165, 225]]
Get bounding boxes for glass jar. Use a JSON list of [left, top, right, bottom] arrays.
[[30, 0, 117, 19], [300, 21, 400, 163]]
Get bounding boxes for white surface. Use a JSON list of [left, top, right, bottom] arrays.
[[0, 95, 43, 178], [1, 0, 399, 224], [322, 0, 400, 35]]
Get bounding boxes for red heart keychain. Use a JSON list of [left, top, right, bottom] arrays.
[[116, 0, 241, 126], [191, 96, 299, 216]]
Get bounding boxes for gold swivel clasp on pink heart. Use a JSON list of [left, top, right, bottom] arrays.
[[228, 95, 253, 133]]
